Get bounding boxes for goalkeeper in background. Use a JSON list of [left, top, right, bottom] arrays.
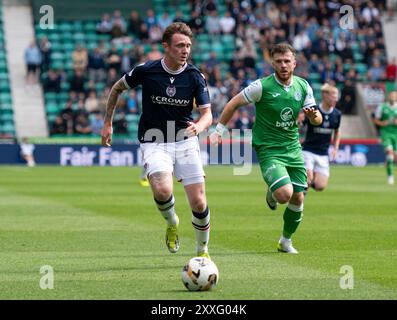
[[210, 43, 322, 254], [373, 91, 397, 185]]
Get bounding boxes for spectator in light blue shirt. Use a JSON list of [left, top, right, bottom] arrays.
[[24, 40, 42, 85]]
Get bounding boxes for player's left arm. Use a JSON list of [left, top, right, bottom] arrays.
[[331, 128, 341, 160], [186, 71, 213, 137], [303, 106, 322, 125], [302, 83, 322, 126], [186, 107, 212, 137]]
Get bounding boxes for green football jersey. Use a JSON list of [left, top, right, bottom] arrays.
[[375, 102, 397, 135], [242, 74, 316, 150]]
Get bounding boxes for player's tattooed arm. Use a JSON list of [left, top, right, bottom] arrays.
[[104, 79, 128, 124], [101, 79, 128, 147]]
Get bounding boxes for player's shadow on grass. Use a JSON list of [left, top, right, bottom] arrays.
[[159, 289, 216, 294]]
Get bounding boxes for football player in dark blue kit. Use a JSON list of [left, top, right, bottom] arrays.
[[101, 23, 213, 259], [302, 83, 342, 192]]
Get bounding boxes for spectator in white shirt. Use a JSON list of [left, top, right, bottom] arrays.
[[219, 11, 236, 34]]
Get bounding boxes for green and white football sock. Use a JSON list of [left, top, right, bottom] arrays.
[[155, 195, 178, 226], [282, 203, 303, 239]]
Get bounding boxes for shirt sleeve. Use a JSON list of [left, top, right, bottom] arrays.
[[122, 63, 145, 89], [303, 84, 316, 108], [242, 79, 262, 103], [374, 104, 383, 119], [195, 72, 211, 109]]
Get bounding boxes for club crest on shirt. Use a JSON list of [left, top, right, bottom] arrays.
[[294, 90, 302, 101], [280, 107, 294, 121], [166, 85, 176, 97]]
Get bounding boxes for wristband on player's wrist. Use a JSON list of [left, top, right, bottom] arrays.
[[215, 123, 227, 135]]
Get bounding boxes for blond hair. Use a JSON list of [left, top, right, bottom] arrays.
[[321, 83, 338, 94]]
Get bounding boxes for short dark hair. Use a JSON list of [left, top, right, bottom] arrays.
[[162, 22, 193, 44], [270, 43, 296, 58]]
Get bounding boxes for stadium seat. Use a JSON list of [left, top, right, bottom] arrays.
[[45, 103, 59, 114], [61, 32, 73, 43], [355, 63, 368, 74], [72, 21, 84, 32], [196, 34, 209, 43], [50, 41, 62, 51], [0, 72, 9, 81], [1, 122, 15, 134], [61, 81, 70, 91], [84, 22, 97, 32], [50, 61, 63, 70], [126, 114, 139, 122], [59, 22, 73, 32], [50, 52, 65, 62], [48, 33, 61, 42], [0, 92, 12, 104], [44, 92, 57, 101], [0, 103, 12, 111], [0, 80, 10, 92], [73, 33, 85, 42], [353, 52, 364, 62], [0, 113, 14, 122], [47, 114, 58, 123], [308, 73, 321, 82], [312, 83, 323, 92], [85, 33, 98, 42], [62, 42, 75, 52]]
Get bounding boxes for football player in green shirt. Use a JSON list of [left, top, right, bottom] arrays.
[[373, 91, 397, 185], [210, 43, 322, 254]]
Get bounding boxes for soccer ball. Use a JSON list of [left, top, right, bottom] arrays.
[[181, 257, 219, 291]]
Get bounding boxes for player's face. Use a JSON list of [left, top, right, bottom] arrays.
[[388, 91, 397, 104], [163, 33, 191, 68], [271, 51, 296, 83], [324, 90, 339, 107]]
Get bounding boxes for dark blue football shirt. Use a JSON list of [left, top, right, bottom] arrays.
[[123, 59, 211, 143], [302, 105, 342, 155]]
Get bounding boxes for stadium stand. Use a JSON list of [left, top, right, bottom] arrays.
[[4, 0, 394, 140], [0, 3, 14, 138]]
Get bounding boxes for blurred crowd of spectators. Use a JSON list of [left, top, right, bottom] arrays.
[[27, 0, 396, 136]]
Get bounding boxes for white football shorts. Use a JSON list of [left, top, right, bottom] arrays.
[[140, 136, 205, 186], [302, 150, 330, 177]]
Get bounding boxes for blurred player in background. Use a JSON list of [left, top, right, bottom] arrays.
[[19, 137, 36, 167], [210, 43, 322, 254], [101, 23, 213, 258], [139, 167, 149, 187], [373, 90, 397, 185], [301, 83, 342, 193]]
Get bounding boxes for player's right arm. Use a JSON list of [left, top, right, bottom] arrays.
[[209, 79, 261, 145], [373, 104, 389, 127], [209, 93, 249, 145], [101, 79, 128, 147], [101, 63, 144, 147]]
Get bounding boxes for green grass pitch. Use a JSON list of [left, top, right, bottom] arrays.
[[0, 165, 396, 299]]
